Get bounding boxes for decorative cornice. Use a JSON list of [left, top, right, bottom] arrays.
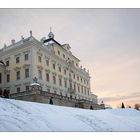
[[14, 66, 21, 71], [52, 72, 57, 76], [51, 60, 56, 64], [15, 84, 22, 87], [15, 53, 21, 58], [57, 63, 62, 67], [5, 57, 10, 61], [37, 65, 43, 70], [23, 64, 30, 69], [45, 56, 50, 60], [37, 51, 43, 56], [23, 50, 30, 54], [23, 82, 30, 85], [5, 70, 10, 73], [45, 69, 50, 73]]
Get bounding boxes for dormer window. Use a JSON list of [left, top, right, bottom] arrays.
[[16, 57, 20, 64], [58, 50, 60, 55], [6, 60, 9, 66]]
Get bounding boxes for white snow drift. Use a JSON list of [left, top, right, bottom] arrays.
[[0, 98, 140, 131]]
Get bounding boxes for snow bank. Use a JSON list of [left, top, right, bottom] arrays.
[[0, 98, 140, 131]]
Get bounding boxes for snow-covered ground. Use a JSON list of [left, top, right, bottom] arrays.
[[0, 97, 140, 131]]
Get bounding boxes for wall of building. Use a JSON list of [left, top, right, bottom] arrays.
[[0, 64, 6, 92], [10, 88, 102, 110], [0, 34, 97, 103], [32, 43, 95, 101], [0, 41, 35, 93]]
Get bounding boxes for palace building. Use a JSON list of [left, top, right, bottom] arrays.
[[0, 30, 100, 109]]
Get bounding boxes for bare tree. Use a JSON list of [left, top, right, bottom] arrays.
[[121, 102, 125, 108], [134, 104, 140, 111]]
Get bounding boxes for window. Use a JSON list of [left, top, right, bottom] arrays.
[[84, 79, 86, 84], [17, 87, 20, 93], [72, 60, 74, 65], [81, 77, 83, 83], [7, 90, 10, 94], [84, 87, 86, 95], [81, 86, 83, 93], [64, 69, 66, 75], [87, 89, 89, 95], [7, 74, 10, 83], [25, 68, 29, 78], [6, 60, 9, 66], [70, 82, 72, 89], [53, 63, 55, 69], [38, 70, 42, 79], [69, 73, 71, 78], [59, 67, 61, 72], [26, 86, 29, 91], [46, 73, 49, 82], [25, 54, 29, 61], [74, 84, 76, 91], [77, 75, 79, 81], [53, 75, 56, 84], [59, 78, 62, 86], [64, 80, 67, 88], [58, 50, 60, 55], [16, 71, 20, 80], [78, 85, 80, 92], [16, 57, 20, 64], [73, 74, 75, 79], [63, 54, 65, 58], [38, 56, 42, 63], [0, 73, 2, 83], [46, 60, 49, 66]]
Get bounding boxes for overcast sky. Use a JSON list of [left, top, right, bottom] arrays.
[[0, 9, 140, 108]]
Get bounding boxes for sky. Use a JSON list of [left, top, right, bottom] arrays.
[[0, 9, 140, 108]]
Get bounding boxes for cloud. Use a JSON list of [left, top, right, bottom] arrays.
[[99, 92, 140, 102]]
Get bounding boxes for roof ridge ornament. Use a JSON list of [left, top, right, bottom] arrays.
[[48, 27, 54, 39], [30, 30, 32, 37]]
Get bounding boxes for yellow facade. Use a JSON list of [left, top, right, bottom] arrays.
[[0, 32, 97, 102]]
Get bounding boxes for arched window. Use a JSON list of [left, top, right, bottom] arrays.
[[46, 73, 49, 82], [59, 78, 62, 86], [53, 75, 56, 84]]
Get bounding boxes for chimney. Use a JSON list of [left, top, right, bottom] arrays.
[[4, 43, 7, 48], [11, 39, 15, 45]]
